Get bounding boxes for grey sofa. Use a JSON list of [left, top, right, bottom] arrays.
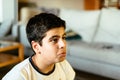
[[60, 8, 120, 79]]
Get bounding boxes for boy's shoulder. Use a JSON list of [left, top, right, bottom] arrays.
[[14, 58, 30, 69], [2, 58, 30, 80]]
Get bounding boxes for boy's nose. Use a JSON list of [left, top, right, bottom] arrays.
[[58, 39, 66, 49]]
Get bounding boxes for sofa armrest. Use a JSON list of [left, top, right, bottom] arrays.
[[0, 23, 19, 41]]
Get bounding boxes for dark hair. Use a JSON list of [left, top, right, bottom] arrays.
[[26, 13, 66, 45]]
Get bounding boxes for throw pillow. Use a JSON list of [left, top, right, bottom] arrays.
[[66, 29, 82, 40]]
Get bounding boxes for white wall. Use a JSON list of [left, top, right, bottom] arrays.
[[0, 0, 3, 22], [2, 0, 18, 22]]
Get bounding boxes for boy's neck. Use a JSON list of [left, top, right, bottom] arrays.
[[32, 55, 55, 74]]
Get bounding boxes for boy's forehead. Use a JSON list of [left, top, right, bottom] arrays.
[[45, 27, 65, 37]]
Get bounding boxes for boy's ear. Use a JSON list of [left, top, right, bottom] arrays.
[[31, 41, 41, 54]]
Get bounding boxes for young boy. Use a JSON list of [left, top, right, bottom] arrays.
[[2, 13, 75, 80]]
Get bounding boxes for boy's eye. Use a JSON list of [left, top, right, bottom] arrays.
[[62, 36, 66, 40], [51, 38, 58, 43]]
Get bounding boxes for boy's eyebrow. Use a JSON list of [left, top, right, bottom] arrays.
[[49, 33, 66, 40], [49, 35, 60, 41]]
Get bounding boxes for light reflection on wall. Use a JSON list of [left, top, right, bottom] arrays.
[[29, 0, 84, 10]]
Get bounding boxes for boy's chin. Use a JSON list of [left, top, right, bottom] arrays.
[[59, 57, 66, 62]]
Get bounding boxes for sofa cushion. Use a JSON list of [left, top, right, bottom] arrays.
[[67, 40, 120, 66], [60, 9, 100, 43], [93, 8, 120, 44]]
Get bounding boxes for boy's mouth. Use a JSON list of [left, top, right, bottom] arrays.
[[58, 52, 66, 57]]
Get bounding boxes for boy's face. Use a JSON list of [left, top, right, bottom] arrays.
[[39, 27, 66, 63]]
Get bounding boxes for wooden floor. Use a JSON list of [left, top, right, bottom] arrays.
[[0, 64, 114, 80]]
